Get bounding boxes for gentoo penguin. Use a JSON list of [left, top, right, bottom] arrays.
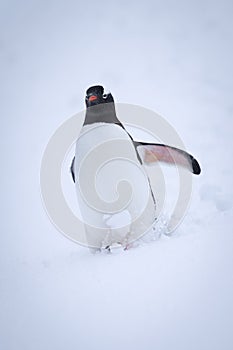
[[71, 85, 201, 250]]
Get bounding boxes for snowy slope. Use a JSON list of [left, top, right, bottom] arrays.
[[1, 1, 233, 349]]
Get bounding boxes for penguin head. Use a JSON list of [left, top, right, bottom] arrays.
[[85, 85, 114, 108], [84, 85, 120, 125]]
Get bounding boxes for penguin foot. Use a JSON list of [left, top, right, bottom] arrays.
[[123, 243, 134, 250], [104, 245, 111, 253]]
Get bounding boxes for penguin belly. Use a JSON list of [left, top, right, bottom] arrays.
[[74, 122, 156, 248]]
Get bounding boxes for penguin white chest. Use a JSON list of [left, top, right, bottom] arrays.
[[74, 122, 156, 247]]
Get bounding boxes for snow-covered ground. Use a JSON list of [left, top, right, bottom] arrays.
[[1, 1, 233, 349]]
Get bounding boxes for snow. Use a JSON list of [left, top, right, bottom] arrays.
[[1, 0, 233, 349]]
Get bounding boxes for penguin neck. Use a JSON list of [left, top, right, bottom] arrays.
[[83, 102, 123, 126]]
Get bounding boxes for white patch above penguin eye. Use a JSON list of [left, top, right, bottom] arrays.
[[102, 88, 110, 99]]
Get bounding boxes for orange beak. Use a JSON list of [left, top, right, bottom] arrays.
[[88, 95, 98, 102]]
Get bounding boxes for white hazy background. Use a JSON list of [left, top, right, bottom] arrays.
[[1, 1, 233, 349]]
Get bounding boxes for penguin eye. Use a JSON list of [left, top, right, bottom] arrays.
[[102, 94, 108, 99]]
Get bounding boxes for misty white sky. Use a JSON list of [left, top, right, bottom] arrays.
[[1, 1, 233, 349]]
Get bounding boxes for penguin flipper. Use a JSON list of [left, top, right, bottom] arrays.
[[70, 156, 75, 183], [134, 142, 201, 175]]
